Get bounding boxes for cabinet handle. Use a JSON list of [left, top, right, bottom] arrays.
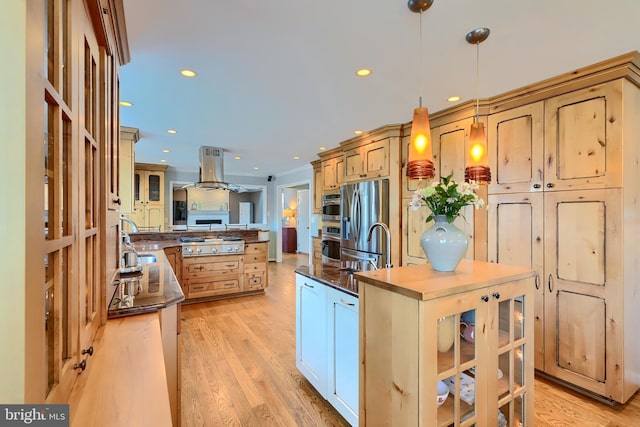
[[73, 359, 87, 371], [303, 283, 315, 289], [534, 273, 540, 290], [548, 274, 554, 292], [113, 198, 121, 205], [481, 295, 489, 302], [81, 346, 94, 356], [340, 298, 356, 307], [546, 182, 555, 189], [492, 292, 501, 300], [532, 183, 541, 189]]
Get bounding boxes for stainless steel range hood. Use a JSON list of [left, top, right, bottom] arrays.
[[183, 146, 247, 192]]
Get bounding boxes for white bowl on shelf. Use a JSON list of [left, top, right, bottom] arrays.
[[437, 380, 449, 407]]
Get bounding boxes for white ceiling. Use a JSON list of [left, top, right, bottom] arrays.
[[119, 0, 640, 178]]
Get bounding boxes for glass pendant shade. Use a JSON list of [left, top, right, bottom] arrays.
[[407, 106, 435, 180], [465, 122, 491, 183]]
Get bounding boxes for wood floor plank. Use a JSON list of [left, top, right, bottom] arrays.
[[181, 253, 640, 427]]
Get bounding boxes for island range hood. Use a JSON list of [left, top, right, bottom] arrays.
[[183, 146, 247, 192]]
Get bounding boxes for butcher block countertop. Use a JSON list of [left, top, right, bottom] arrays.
[[353, 259, 535, 301], [69, 313, 172, 427]]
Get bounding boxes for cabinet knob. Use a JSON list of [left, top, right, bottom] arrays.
[[481, 295, 489, 302], [546, 182, 555, 189], [81, 346, 94, 356], [532, 183, 541, 189], [492, 292, 501, 300], [113, 198, 121, 205], [73, 359, 87, 371]]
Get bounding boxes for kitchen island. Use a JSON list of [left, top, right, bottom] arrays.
[[354, 260, 535, 427]]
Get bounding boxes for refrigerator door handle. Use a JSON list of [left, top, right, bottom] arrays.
[[352, 188, 361, 241]]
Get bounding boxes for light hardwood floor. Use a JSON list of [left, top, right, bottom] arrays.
[[180, 253, 640, 426]]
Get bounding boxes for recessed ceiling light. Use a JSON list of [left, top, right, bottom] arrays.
[[356, 68, 371, 77], [293, 156, 300, 160], [447, 96, 461, 102], [253, 166, 260, 170], [234, 156, 241, 160], [319, 146, 326, 151], [354, 130, 363, 135], [160, 159, 167, 163], [167, 129, 177, 134], [180, 69, 197, 77], [162, 149, 170, 153], [120, 101, 133, 107]]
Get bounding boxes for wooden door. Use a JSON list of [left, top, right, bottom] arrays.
[[543, 189, 623, 399], [544, 81, 623, 191], [488, 192, 544, 369], [487, 102, 544, 194]]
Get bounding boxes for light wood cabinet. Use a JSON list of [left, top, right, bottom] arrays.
[[343, 138, 389, 182], [119, 127, 139, 214], [244, 242, 269, 291], [401, 116, 478, 266], [163, 246, 183, 288], [487, 73, 640, 403], [321, 149, 344, 190], [312, 160, 322, 213], [127, 163, 167, 231], [312, 237, 323, 264], [182, 255, 244, 298], [356, 261, 535, 427]]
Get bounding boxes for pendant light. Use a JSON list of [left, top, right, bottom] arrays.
[[464, 27, 491, 184], [406, 0, 435, 181]]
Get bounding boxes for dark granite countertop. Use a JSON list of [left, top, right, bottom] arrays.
[[108, 249, 185, 318], [295, 263, 359, 297]]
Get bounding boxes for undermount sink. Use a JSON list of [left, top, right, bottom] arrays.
[[137, 254, 157, 264]]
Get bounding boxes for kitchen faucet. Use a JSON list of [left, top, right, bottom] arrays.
[[366, 222, 392, 269], [120, 215, 139, 233]]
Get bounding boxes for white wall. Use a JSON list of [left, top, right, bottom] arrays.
[[0, 1, 27, 402]]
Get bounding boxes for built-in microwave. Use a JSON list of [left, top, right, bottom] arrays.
[[321, 192, 341, 222]]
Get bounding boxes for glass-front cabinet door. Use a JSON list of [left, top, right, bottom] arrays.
[[425, 278, 534, 427]]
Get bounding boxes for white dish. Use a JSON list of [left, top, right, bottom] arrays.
[[437, 380, 449, 407], [119, 264, 143, 274]]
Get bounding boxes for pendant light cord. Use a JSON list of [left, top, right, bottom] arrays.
[[475, 41, 480, 122], [418, 9, 423, 108]]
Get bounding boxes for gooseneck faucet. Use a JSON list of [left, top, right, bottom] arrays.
[[120, 215, 139, 233], [366, 222, 392, 269]]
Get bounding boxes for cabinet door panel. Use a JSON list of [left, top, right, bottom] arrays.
[[556, 291, 605, 381], [556, 200, 605, 285], [488, 192, 544, 369], [437, 126, 467, 182], [544, 81, 623, 190], [488, 102, 544, 194], [366, 143, 387, 175], [544, 188, 623, 396], [295, 276, 327, 395]]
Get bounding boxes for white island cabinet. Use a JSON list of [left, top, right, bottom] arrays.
[[295, 273, 359, 426]]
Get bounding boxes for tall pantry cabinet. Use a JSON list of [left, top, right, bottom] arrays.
[[486, 55, 640, 403]]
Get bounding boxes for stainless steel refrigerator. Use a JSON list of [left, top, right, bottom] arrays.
[[340, 178, 389, 271]]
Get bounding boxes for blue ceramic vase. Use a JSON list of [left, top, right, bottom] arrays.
[[421, 215, 468, 271]]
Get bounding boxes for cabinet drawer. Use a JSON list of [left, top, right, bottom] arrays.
[[245, 243, 267, 255], [245, 252, 267, 263], [183, 255, 243, 278], [188, 275, 242, 298], [245, 271, 267, 290], [245, 262, 266, 273]]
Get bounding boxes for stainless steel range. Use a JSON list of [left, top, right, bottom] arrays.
[[180, 237, 245, 257]]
